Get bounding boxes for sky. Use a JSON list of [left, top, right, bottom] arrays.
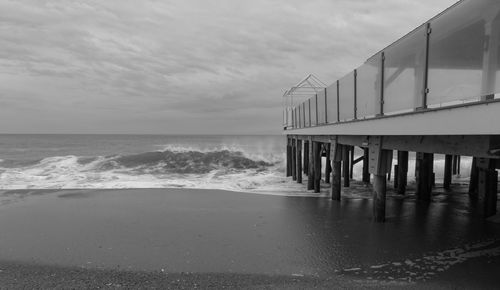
[[0, 0, 459, 135]]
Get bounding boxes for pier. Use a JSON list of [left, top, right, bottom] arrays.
[[283, 0, 500, 222]]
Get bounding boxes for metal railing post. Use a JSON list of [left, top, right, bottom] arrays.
[[324, 88, 328, 124], [315, 94, 319, 125], [354, 69, 358, 119], [421, 22, 431, 110], [336, 80, 340, 122], [379, 52, 385, 116], [308, 98, 311, 127]]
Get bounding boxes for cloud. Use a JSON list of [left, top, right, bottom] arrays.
[[0, 0, 458, 134]]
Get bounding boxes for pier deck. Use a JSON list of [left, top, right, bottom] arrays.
[[283, 0, 500, 222]]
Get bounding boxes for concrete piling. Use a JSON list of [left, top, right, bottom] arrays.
[[394, 164, 399, 189], [313, 142, 322, 193], [452, 155, 461, 175], [477, 158, 498, 218], [416, 152, 432, 201], [343, 146, 350, 188], [331, 160, 341, 200], [286, 138, 292, 177], [307, 138, 314, 190], [349, 146, 354, 180], [373, 174, 386, 222], [397, 151, 408, 195], [444, 154, 453, 189], [331, 142, 342, 201], [362, 148, 370, 183], [325, 143, 331, 184], [304, 141, 309, 175], [469, 157, 479, 198], [291, 139, 297, 181], [368, 137, 391, 222], [296, 139, 302, 184]]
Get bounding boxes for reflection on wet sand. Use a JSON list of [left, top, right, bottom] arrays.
[[0, 187, 499, 287]]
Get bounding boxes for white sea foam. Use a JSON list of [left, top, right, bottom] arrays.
[[0, 149, 309, 195], [158, 143, 285, 165], [341, 238, 500, 283], [0, 146, 475, 196]]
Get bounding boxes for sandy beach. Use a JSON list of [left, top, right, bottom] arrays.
[[0, 187, 500, 289]]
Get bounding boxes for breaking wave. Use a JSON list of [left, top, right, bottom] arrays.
[[0, 147, 309, 194], [97, 150, 274, 174]]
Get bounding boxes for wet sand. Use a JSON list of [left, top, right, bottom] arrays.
[[0, 186, 500, 288]]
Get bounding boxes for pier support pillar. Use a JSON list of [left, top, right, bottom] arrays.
[[397, 151, 408, 195], [343, 146, 350, 187], [304, 141, 309, 175], [349, 146, 354, 180], [331, 141, 342, 201], [444, 154, 453, 189], [325, 143, 331, 184], [477, 158, 498, 218], [286, 137, 292, 177], [457, 155, 461, 175], [394, 164, 399, 189], [296, 139, 302, 184], [313, 142, 322, 193], [430, 154, 435, 188], [369, 136, 392, 222], [307, 137, 314, 190], [291, 139, 297, 181], [469, 157, 479, 198], [416, 152, 432, 201], [452, 155, 461, 175], [362, 148, 370, 183], [373, 174, 387, 223]]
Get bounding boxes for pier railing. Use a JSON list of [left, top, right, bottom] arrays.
[[284, 0, 500, 130]]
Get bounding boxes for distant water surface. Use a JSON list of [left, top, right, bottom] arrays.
[[0, 134, 302, 193], [0, 134, 474, 193]]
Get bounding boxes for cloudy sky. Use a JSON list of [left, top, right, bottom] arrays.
[[0, 0, 458, 134]]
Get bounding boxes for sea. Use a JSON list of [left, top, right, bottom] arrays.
[[3, 134, 500, 288], [0, 134, 303, 193], [0, 134, 474, 193]]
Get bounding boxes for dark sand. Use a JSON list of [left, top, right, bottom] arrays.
[[1, 185, 500, 289]]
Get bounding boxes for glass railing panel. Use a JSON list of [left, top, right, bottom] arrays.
[[317, 90, 327, 124], [427, 0, 500, 107], [286, 108, 292, 127], [297, 106, 302, 128], [297, 105, 301, 128], [383, 25, 426, 114], [326, 82, 338, 123], [304, 100, 310, 127], [339, 71, 355, 121], [310, 96, 318, 126], [299, 103, 305, 128], [295, 107, 299, 128], [357, 54, 382, 118]]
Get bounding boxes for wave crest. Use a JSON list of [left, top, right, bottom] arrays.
[[98, 150, 275, 174], [0, 149, 290, 191]]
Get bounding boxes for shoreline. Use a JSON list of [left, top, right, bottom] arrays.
[[0, 177, 485, 202], [0, 260, 326, 289], [2, 255, 500, 289], [1, 188, 500, 288]]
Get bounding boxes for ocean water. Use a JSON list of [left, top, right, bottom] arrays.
[[0, 134, 474, 193], [0, 134, 304, 194], [2, 134, 498, 288]]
